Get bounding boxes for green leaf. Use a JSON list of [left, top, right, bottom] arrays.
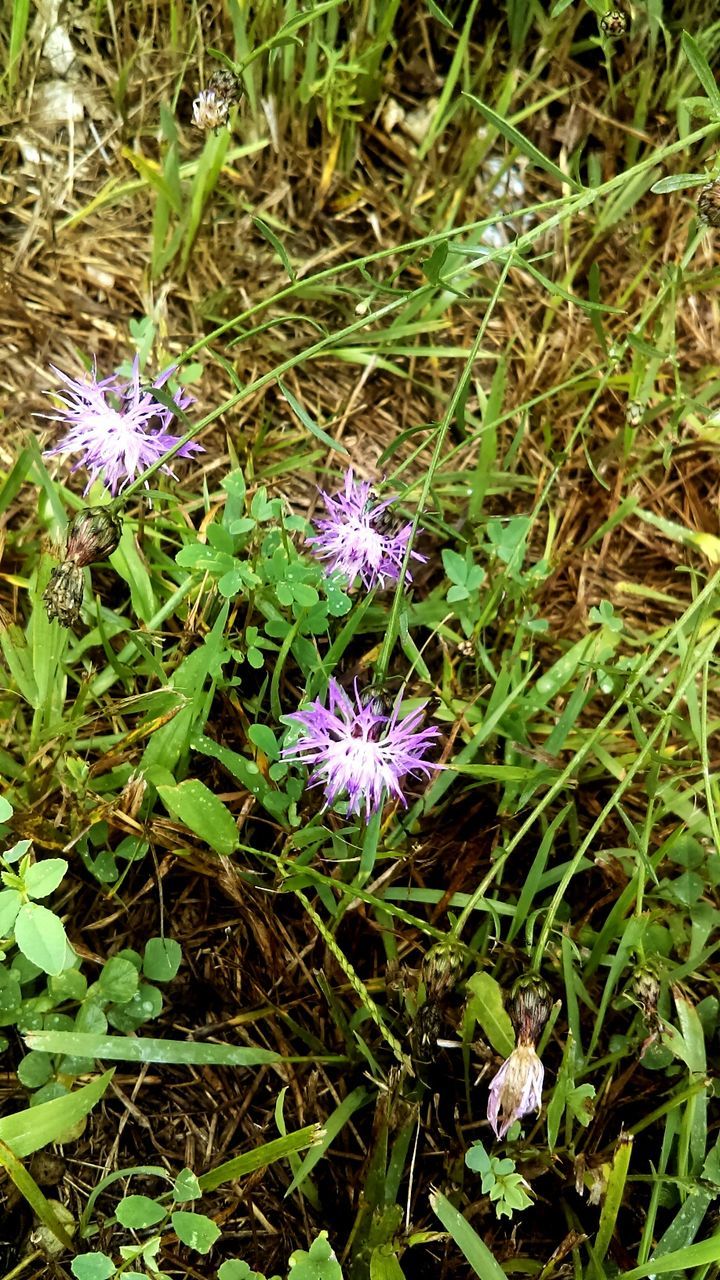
[[174, 1168, 201, 1203], [24, 858, 68, 900], [0, 889, 22, 935], [464, 93, 583, 192], [97, 957, 139, 1004], [248, 724, 279, 761], [0, 1069, 112, 1157], [218, 1264, 260, 1280], [116, 1194, 167, 1229], [71, 1254, 116, 1280], [287, 1232, 342, 1280], [171, 1210, 221, 1254], [441, 548, 469, 586], [430, 1190, 507, 1280], [0, 796, 13, 822], [157, 779, 239, 855], [17, 1051, 53, 1089], [199, 1125, 323, 1193], [464, 972, 514, 1057], [650, 173, 708, 194], [278, 379, 348, 455], [143, 938, 182, 983], [370, 1245, 405, 1280], [23, 1030, 282, 1068], [14, 903, 68, 976], [681, 31, 720, 113], [253, 216, 296, 281]]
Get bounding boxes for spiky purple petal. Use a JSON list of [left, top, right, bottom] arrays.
[[43, 356, 201, 495], [282, 678, 441, 819], [308, 469, 425, 591]]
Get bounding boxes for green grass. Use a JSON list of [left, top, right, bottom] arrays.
[[2, 0, 720, 1277]]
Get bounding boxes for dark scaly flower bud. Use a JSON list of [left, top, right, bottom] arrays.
[[698, 179, 720, 228], [421, 940, 464, 1002], [600, 9, 628, 36], [632, 963, 661, 1025], [66, 507, 122, 568], [510, 973, 552, 1046], [43, 561, 84, 627]]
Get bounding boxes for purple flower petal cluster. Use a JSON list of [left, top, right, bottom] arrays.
[[487, 1044, 544, 1139], [308, 469, 425, 591], [283, 678, 441, 819], [43, 357, 201, 495]]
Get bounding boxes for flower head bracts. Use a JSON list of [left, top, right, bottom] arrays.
[[43, 357, 200, 495], [308, 469, 425, 591], [282, 678, 440, 820]]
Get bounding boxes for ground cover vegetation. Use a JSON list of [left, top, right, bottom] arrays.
[[1, 0, 720, 1276]]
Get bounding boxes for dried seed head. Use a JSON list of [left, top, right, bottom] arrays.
[[66, 507, 122, 567], [510, 973, 552, 1046], [600, 9, 628, 36], [698, 179, 720, 228], [43, 561, 85, 627], [487, 1043, 544, 1139], [192, 68, 242, 132]]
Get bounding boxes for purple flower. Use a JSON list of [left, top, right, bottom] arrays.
[[308, 469, 425, 591], [43, 357, 200, 495], [487, 1044, 544, 1140], [282, 678, 441, 819]]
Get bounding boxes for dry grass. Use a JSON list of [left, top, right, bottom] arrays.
[[2, 1, 720, 1276]]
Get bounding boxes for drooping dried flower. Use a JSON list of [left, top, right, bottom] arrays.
[[282, 677, 440, 819], [308, 469, 425, 591], [43, 357, 199, 496], [192, 68, 242, 132], [487, 1043, 544, 1140]]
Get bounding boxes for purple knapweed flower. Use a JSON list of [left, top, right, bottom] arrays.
[[282, 678, 441, 820], [487, 1044, 544, 1140], [308, 469, 425, 591], [43, 357, 200, 495]]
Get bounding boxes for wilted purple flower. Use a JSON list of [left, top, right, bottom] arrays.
[[487, 1044, 544, 1140], [43, 357, 200, 495], [308, 469, 425, 591], [282, 678, 441, 819]]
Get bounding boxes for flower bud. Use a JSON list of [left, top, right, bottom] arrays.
[[43, 561, 84, 627], [698, 179, 720, 228], [632, 963, 660, 1024], [510, 973, 552, 1046], [600, 9, 628, 36], [421, 940, 464, 1001], [66, 507, 122, 568]]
